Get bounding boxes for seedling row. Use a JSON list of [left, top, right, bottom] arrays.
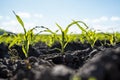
[[0, 11, 120, 58]]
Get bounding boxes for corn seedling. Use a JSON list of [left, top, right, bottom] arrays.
[[111, 32, 117, 45], [73, 20, 98, 47], [55, 21, 82, 54], [109, 33, 117, 46], [37, 21, 79, 54], [102, 32, 117, 46], [12, 11, 39, 58]]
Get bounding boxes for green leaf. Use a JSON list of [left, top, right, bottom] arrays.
[[72, 20, 87, 33], [56, 23, 63, 32], [65, 20, 80, 34], [8, 35, 21, 48], [13, 11, 24, 28], [22, 45, 28, 57], [13, 11, 26, 34]]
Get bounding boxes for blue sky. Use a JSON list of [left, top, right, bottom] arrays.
[[0, 0, 120, 33]]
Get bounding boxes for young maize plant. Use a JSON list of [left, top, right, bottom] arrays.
[[55, 21, 84, 54], [55, 23, 72, 54], [102, 32, 117, 46], [73, 20, 98, 47], [43, 20, 94, 54], [11, 11, 39, 58], [36, 21, 79, 54]]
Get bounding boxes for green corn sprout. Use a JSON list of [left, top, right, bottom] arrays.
[[37, 21, 80, 54], [55, 21, 82, 54], [102, 32, 117, 46], [73, 20, 98, 47], [110, 32, 117, 46], [12, 11, 29, 57], [12, 11, 39, 58], [42, 20, 94, 54], [55, 23, 71, 54]]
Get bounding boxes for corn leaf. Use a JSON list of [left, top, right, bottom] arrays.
[[65, 20, 80, 34], [56, 23, 63, 32], [22, 45, 28, 57], [13, 11, 26, 34], [8, 35, 21, 48]]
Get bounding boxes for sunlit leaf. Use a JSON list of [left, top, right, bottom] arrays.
[[13, 11, 26, 34]]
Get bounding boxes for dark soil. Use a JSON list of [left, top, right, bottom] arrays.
[[0, 40, 120, 80]]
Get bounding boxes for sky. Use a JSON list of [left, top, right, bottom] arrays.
[[0, 0, 120, 33]]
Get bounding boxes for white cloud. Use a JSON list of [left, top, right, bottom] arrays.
[[5, 16, 11, 20], [0, 20, 19, 33], [95, 25, 107, 31], [92, 16, 108, 23], [110, 16, 120, 21], [0, 16, 3, 19], [92, 19, 100, 23], [0, 19, 39, 33], [81, 16, 120, 33], [100, 16, 108, 21], [34, 14, 43, 18], [0, 16, 11, 20], [2, 20, 18, 26], [82, 18, 89, 23], [15, 12, 44, 19], [1, 15, 120, 33], [17, 12, 31, 18]]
